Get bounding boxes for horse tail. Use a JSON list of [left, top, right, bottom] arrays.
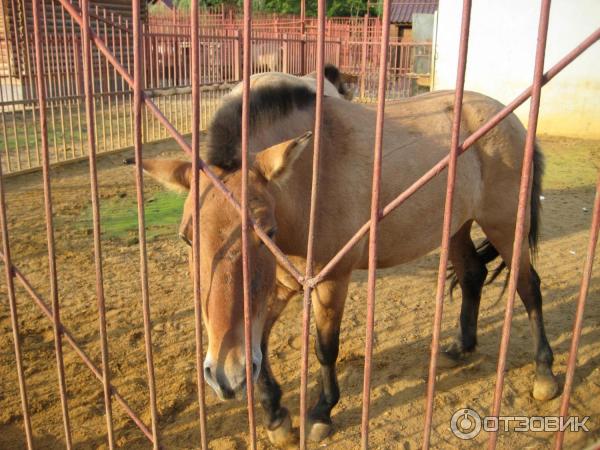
[[448, 142, 544, 300]]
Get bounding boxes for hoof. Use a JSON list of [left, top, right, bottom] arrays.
[[533, 373, 559, 401], [308, 420, 332, 442], [267, 409, 297, 448]]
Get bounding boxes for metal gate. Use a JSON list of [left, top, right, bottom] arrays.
[[0, 0, 598, 449]]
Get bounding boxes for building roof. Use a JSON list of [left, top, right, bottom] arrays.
[[390, 1, 438, 23]]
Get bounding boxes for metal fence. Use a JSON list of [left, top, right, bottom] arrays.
[[0, 0, 598, 449], [0, 1, 431, 175]]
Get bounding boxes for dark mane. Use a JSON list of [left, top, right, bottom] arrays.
[[204, 84, 316, 171]]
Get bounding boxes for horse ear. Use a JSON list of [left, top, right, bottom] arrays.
[[123, 158, 192, 192], [254, 131, 312, 182]]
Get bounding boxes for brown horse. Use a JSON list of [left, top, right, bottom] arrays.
[[135, 80, 558, 446]]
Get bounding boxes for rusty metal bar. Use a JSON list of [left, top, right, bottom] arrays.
[[1, 0, 21, 170], [554, 172, 600, 449], [422, 2, 471, 448], [241, 0, 257, 448], [60, 6, 77, 160], [488, 1, 552, 448], [9, 0, 31, 168], [21, 0, 41, 165], [132, 1, 160, 448], [50, 2, 68, 162], [41, 0, 59, 161], [94, 6, 107, 153], [0, 162, 33, 448], [32, 0, 73, 446], [0, 255, 155, 442], [190, 0, 209, 447], [299, 0, 326, 446], [80, 0, 115, 447], [312, 25, 600, 286], [360, 0, 391, 448]]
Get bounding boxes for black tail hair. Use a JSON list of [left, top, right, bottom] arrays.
[[448, 142, 544, 299]]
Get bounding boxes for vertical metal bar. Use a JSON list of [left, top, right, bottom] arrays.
[[299, 0, 325, 446], [50, 2, 68, 161], [234, 29, 241, 81], [32, 0, 72, 446], [9, 0, 31, 168], [360, 0, 391, 448], [21, 0, 40, 165], [118, 16, 128, 147], [103, 7, 117, 150], [488, 1, 551, 449], [60, 6, 77, 160], [241, 0, 257, 448], [360, 14, 368, 99], [71, 25, 85, 158], [554, 172, 600, 450], [0, 72, 10, 173], [109, 12, 121, 150], [0, 161, 33, 448], [132, 1, 160, 448], [80, 0, 115, 447], [1, 0, 21, 170], [41, 0, 58, 162], [422, 2, 471, 448], [95, 7, 107, 152], [190, 1, 209, 447]]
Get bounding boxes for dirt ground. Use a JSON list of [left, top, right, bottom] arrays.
[[0, 135, 599, 450]]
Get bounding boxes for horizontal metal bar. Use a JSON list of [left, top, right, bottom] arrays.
[[311, 26, 600, 285], [56, 0, 304, 284], [0, 252, 156, 444]]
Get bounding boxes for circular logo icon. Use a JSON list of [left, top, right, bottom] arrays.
[[450, 408, 482, 440]]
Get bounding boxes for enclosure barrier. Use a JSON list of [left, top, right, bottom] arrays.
[[0, 0, 599, 449], [0, 0, 430, 175]]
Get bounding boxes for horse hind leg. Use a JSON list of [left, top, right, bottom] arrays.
[[478, 222, 559, 401], [439, 221, 488, 368]]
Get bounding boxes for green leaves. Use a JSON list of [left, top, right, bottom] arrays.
[[171, 0, 380, 17]]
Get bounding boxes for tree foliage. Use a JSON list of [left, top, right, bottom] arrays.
[[172, 0, 380, 17]]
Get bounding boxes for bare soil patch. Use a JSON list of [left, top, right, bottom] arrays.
[[1, 135, 599, 449]]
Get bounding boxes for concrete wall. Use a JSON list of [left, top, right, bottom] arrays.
[[432, 0, 600, 139]]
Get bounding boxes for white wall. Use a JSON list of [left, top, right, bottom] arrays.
[[433, 0, 600, 138]]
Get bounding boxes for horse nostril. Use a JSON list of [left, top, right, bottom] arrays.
[[252, 362, 259, 378], [204, 366, 212, 382]]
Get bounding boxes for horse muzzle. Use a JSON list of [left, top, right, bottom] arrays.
[[203, 352, 262, 401]]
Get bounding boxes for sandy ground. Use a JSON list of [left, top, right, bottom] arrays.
[[0, 135, 599, 450]]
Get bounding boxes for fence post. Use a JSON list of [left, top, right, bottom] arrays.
[[300, 34, 306, 75], [234, 29, 242, 80], [282, 33, 289, 73], [360, 13, 369, 99]]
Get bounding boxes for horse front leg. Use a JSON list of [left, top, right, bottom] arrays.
[[307, 275, 350, 443], [258, 281, 300, 448]]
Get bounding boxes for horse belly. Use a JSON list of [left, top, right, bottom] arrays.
[[361, 156, 482, 269]]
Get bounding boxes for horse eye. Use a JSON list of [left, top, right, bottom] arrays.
[[179, 233, 192, 247], [267, 227, 277, 239]]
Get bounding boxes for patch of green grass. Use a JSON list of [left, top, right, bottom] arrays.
[[539, 136, 599, 190], [82, 190, 185, 242]]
